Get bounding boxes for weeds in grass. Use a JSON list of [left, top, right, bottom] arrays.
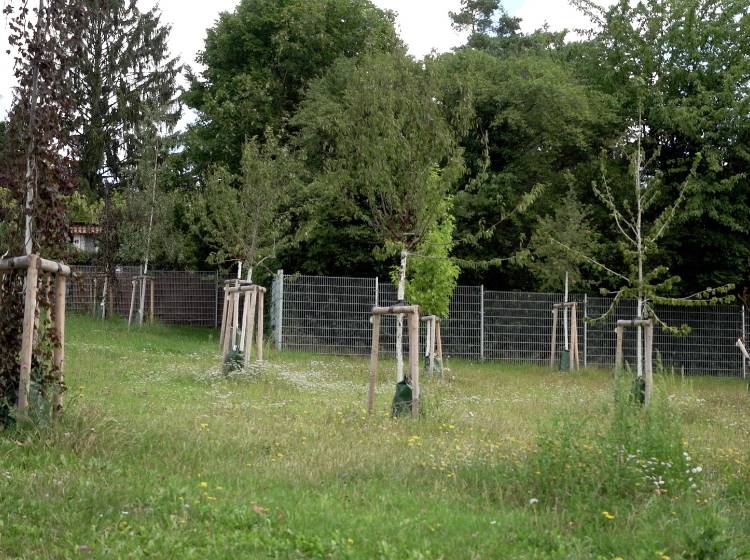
[[2, 316, 749, 559]]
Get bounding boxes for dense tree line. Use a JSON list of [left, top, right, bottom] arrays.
[[2, 0, 748, 298]]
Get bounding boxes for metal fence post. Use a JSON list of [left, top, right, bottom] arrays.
[[480, 285, 485, 361], [374, 277, 379, 307], [583, 294, 588, 369], [274, 269, 284, 350], [214, 271, 219, 328]]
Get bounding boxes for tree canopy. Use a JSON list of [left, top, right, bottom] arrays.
[[183, 0, 401, 175], [37, 0, 750, 299]]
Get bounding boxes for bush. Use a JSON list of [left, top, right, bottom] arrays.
[[513, 375, 701, 507]]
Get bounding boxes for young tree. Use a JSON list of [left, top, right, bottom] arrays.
[[527, 183, 601, 293], [394, 197, 460, 320], [554, 104, 734, 379], [0, 0, 83, 422], [117, 102, 193, 323], [294, 50, 462, 381], [190, 130, 303, 281]]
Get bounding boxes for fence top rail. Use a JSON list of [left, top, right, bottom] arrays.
[[284, 274, 376, 283]]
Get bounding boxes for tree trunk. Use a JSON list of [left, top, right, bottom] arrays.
[[395, 248, 407, 382], [636, 110, 644, 379], [239, 266, 252, 350]]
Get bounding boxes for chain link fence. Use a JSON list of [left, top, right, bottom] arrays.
[[277, 273, 747, 378]]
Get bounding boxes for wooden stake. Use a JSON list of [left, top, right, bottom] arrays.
[[644, 321, 654, 407], [367, 315, 381, 415], [138, 276, 146, 327], [219, 289, 229, 349], [53, 274, 67, 417], [231, 280, 240, 351], [91, 277, 98, 317], [428, 317, 436, 376], [101, 276, 108, 319], [436, 319, 443, 371], [408, 311, 420, 417], [614, 325, 624, 374], [107, 277, 114, 320], [243, 288, 258, 367], [239, 285, 251, 352], [221, 292, 235, 361], [571, 304, 580, 370], [18, 254, 39, 416], [550, 307, 559, 368], [128, 279, 136, 329], [256, 288, 264, 362]]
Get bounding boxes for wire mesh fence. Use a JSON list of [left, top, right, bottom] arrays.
[[68, 266, 219, 327], [277, 273, 746, 378], [66, 267, 747, 377]]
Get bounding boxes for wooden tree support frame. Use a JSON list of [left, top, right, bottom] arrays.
[[90, 271, 112, 319], [615, 318, 655, 407], [0, 254, 71, 418], [420, 315, 444, 377], [368, 304, 421, 418], [219, 281, 266, 367], [550, 302, 581, 370], [127, 275, 155, 328]]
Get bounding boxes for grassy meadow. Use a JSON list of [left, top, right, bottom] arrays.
[[1, 315, 749, 559]]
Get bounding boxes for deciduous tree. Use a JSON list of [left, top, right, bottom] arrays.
[[294, 50, 462, 381], [183, 0, 400, 175]]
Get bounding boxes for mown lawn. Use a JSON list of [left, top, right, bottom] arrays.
[[1, 315, 748, 559]]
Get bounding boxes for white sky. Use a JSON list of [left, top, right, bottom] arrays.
[[0, 0, 611, 120]]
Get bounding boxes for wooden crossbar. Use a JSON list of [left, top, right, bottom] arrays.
[[616, 319, 652, 327], [372, 304, 419, 316], [226, 285, 266, 294], [0, 255, 72, 276]]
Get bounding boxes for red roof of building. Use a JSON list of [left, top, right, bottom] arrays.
[[70, 223, 101, 236]]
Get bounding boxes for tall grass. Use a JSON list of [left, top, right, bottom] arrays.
[[0, 315, 748, 558]]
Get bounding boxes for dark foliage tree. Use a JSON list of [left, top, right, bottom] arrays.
[[430, 46, 617, 289], [67, 0, 181, 308], [182, 0, 401, 175], [449, 0, 501, 35], [73, 0, 181, 196], [571, 0, 750, 294]]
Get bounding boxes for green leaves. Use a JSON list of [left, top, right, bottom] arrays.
[[184, 0, 400, 175], [294, 50, 462, 253], [190, 129, 305, 274], [392, 199, 460, 319]]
